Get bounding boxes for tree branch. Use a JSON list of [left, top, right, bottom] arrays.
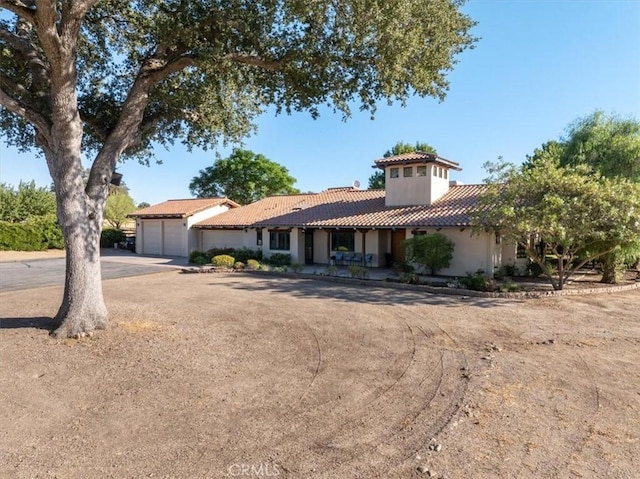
[[0, 25, 50, 94], [0, 0, 36, 24], [0, 85, 51, 140], [60, 0, 99, 42]]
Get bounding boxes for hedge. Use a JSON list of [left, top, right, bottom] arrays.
[[0, 214, 64, 251]]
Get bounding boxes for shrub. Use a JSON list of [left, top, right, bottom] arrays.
[[206, 247, 234, 259], [399, 272, 420, 284], [403, 233, 455, 275], [349, 265, 370, 279], [459, 270, 494, 291], [393, 261, 414, 274], [189, 250, 210, 265], [495, 263, 520, 279], [500, 280, 522, 292], [246, 259, 261, 270], [100, 228, 126, 248], [290, 263, 304, 273], [212, 254, 235, 268], [266, 253, 291, 266], [0, 215, 64, 251], [234, 261, 245, 270], [273, 265, 289, 273], [325, 265, 338, 276], [232, 248, 263, 263]]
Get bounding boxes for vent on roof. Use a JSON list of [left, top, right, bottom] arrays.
[[449, 180, 464, 186]]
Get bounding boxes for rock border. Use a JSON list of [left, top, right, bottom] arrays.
[[240, 269, 639, 299]]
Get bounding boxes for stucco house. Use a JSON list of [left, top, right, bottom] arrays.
[[191, 152, 527, 276], [129, 197, 239, 256]]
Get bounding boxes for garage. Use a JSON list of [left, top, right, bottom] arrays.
[[162, 220, 184, 256], [129, 198, 238, 257], [142, 220, 162, 255]]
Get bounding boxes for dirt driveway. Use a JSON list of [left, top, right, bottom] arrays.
[[1, 271, 638, 478]]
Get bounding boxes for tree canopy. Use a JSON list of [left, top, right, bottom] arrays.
[[368, 141, 437, 189], [0, 0, 477, 337], [524, 111, 640, 282], [0, 181, 56, 222], [403, 233, 454, 276], [189, 149, 299, 204], [104, 190, 136, 229], [473, 156, 640, 290]]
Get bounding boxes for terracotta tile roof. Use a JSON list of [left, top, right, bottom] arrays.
[[374, 151, 462, 171], [128, 198, 239, 219], [193, 185, 488, 229], [193, 194, 315, 228]]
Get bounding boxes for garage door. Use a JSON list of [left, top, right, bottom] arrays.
[[142, 221, 162, 255], [163, 220, 184, 256]]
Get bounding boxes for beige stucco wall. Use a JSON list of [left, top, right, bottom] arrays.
[[407, 228, 497, 277], [384, 164, 451, 207]]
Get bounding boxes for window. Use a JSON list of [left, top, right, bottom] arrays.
[[517, 243, 528, 259], [433, 166, 438, 177], [417, 166, 427, 176], [269, 231, 290, 250], [403, 166, 413, 177], [438, 167, 443, 178], [389, 167, 399, 178], [256, 229, 263, 246], [331, 232, 355, 252], [443, 169, 448, 179]]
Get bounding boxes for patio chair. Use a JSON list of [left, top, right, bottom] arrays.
[[364, 254, 373, 267], [352, 253, 363, 265], [334, 251, 344, 265], [343, 252, 354, 265]]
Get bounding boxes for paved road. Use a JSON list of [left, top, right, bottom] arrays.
[[0, 251, 189, 292]]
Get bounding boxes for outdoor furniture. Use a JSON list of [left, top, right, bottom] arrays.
[[352, 253, 363, 265], [343, 252, 354, 265], [364, 254, 373, 267], [334, 252, 344, 265]]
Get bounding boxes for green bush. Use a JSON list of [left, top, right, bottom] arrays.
[[212, 254, 235, 268], [188, 250, 210, 265], [458, 269, 489, 291], [234, 261, 245, 270], [246, 259, 261, 270], [403, 233, 455, 275], [206, 247, 234, 259], [500, 280, 522, 292], [232, 248, 263, 263], [290, 263, 304, 273], [325, 265, 338, 276], [0, 215, 64, 251], [266, 253, 291, 266], [399, 272, 420, 284], [100, 228, 126, 248], [349, 265, 370, 279]]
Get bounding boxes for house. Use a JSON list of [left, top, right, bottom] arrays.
[[128, 198, 239, 256], [190, 152, 527, 276]]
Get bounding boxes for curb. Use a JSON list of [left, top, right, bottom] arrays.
[[235, 269, 640, 299]]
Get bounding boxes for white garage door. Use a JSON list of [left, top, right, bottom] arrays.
[[163, 220, 184, 256], [142, 221, 162, 255]]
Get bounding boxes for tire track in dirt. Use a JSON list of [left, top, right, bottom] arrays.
[[270, 304, 470, 477]]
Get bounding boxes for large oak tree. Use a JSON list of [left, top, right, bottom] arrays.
[[0, 0, 476, 337]]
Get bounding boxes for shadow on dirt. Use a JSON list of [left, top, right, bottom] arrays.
[[218, 275, 524, 309], [0, 316, 54, 330]]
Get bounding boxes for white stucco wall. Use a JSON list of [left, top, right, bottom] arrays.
[[201, 229, 253, 251], [187, 204, 233, 253], [384, 163, 451, 207]]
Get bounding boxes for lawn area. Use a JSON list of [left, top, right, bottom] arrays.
[[1, 271, 639, 478]]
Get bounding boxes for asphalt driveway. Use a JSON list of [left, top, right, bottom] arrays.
[[0, 250, 188, 292]]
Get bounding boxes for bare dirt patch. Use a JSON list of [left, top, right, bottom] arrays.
[[0, 249, 66, 263], [1, 272, 639, 478]]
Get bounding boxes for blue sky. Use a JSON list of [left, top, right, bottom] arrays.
[[1, 0, 639, 206]]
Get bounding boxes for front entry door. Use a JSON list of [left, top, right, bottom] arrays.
[[391, 229, 406, 264], [304, 230, 314, 265]]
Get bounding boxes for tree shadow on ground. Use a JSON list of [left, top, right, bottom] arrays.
[[218, 275, 525, 309], [0, 316, 54, 330]]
